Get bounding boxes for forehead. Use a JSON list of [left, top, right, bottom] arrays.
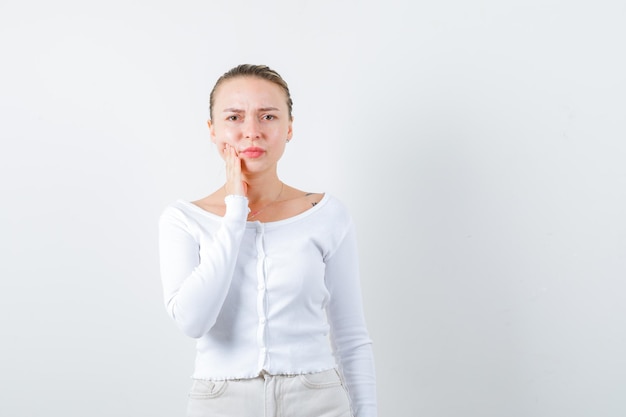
[[214, 77, 287, 110]]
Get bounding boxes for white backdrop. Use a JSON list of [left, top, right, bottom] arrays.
[[1, 1, 625, 416]]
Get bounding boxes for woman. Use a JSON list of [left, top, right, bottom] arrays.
[[159, 64, 377, 417]]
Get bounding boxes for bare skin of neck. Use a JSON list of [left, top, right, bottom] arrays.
[[235, 171, 282, 205], [193, 146, 322, 221]]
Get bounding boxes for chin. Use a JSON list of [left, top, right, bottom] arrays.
[[241, 160, 274, 174]]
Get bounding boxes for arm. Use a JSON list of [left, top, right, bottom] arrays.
[[158, 195, 248, 338], [325, 222, 377, 417]]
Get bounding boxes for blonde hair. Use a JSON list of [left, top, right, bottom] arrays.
[[209, 64, 293, 120]]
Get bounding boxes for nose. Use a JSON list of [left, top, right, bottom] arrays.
[[242, 117, 261, 139]]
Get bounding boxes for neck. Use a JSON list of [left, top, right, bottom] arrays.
[[240, 172, 283, 204]]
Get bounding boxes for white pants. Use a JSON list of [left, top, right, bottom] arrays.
[[186, 369, 353, 417]]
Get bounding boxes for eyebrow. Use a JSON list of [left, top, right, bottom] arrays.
[[222, 107, 281, 113]]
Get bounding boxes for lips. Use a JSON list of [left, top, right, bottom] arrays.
[[240, 147, 265, 158]]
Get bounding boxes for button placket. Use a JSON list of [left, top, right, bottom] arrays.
[[254, 223, 270, 370]]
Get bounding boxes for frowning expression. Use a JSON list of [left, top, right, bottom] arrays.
[[208, 76, 293, 172]]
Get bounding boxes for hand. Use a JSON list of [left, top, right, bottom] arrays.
[[223, 144, 247, 196]]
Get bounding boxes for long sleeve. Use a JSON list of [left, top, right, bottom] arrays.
[[158, 196, 249, 338], [325, 221, 377, 417]]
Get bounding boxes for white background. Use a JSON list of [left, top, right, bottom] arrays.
[[1, 1, 625, 416]]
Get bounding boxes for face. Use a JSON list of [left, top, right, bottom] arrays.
[[208, 76, 293, 174]]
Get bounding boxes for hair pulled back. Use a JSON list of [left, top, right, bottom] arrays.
[[209, 64, 293, 121]]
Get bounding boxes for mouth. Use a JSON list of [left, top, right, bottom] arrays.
[[239, 147, 265, 158]]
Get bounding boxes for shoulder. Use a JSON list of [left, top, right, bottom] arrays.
[[302, 191, 324, 207], [310, 195, 357, 260], [159, 200, 190, 226], [317, 194, 352, 222], [306, 194, 355, 240], [160, 200, 187, 217], [159, 199, 214, 228]]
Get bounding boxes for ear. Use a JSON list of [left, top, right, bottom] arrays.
[[207, 120, 216, 143], [286, 117, 294, 142]]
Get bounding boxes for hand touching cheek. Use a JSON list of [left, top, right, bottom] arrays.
[[223, 144, 247, 197]]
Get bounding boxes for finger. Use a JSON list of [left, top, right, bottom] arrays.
[[223, 144, 245, 196]]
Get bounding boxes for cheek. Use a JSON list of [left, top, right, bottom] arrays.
[[213, 128, 237, 144], [211, 138, 227, 158]]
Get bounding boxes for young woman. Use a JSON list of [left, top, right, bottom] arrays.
[[159, 64, 377, 417]]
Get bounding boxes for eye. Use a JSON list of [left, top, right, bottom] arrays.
[[262, 114, 275, 121], [227, 115, 239, 121]]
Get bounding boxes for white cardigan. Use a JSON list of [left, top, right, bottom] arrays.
[[159, 193, 377, 417]]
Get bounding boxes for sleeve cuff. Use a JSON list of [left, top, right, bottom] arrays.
[[224, 195, 250, 220]]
